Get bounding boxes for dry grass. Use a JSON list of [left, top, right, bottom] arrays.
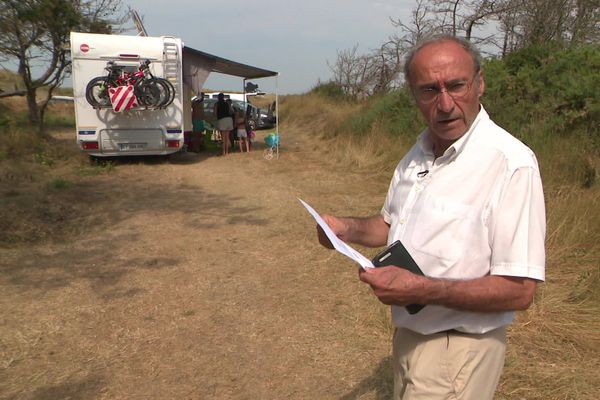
[[248, 93, 277, 109], [1, 106, 399, 399], [501, 201, 600, 398], [0, 98, 100, 246], [1, 93, 599, 399]]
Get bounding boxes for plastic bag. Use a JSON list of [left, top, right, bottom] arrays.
[[265, 133, 279, 147]]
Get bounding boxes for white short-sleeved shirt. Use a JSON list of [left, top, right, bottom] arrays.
[[382, 107, 546, 334]]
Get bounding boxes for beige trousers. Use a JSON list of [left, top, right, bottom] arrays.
[[392, 327, 506, 400]]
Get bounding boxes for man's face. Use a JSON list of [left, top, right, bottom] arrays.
[[409, 41, 484, 150]]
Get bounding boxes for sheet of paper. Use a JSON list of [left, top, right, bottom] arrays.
[[299, 198, 374, 269]]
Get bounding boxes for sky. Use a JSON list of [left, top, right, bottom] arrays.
[[123, 0, 413, 95]]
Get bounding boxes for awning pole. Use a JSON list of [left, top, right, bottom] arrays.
[[276, 73, 279, 159], [242, 78, 246, 103]]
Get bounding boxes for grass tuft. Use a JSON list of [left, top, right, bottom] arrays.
[[49, 177, 73, 190]]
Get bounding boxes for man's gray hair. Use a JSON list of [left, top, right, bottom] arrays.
[[403, 34, 483, 85]]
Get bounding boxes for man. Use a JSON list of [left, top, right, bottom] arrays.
[[317, 35, 546, 399], [191, 93, 205, 152]]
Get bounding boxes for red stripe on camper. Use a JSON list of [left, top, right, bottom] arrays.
[[109, 85, 138, 112]]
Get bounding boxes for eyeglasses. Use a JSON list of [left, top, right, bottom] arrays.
[[414, 72, 479, 104]]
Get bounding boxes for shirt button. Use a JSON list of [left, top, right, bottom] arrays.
[[415, 185, 422, 193], [399, 219, 406, 225]]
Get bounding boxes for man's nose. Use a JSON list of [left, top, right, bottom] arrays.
[[436, 89, 455, 112]]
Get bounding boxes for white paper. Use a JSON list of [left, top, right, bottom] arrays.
[[299, 198, 374, 269]]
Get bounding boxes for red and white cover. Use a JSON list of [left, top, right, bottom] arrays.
[[108, 85, 138, 112]]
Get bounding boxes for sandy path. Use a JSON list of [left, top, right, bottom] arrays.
[[1, 128, 395, 399]]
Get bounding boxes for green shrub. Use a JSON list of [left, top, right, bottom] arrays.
[[342, 89, 422, 139], [49, 177, 72, 189], [309, 81, 348, 100], [484, 43, 600, 142]]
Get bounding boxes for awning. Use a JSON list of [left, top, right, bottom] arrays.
[[182, 45, 280, 150], [182, 46, 278, 95]]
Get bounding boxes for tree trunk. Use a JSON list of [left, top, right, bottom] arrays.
[[25, 88, 43, 132]]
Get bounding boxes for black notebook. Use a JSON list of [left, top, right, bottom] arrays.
[[371, 240, 426, 314]]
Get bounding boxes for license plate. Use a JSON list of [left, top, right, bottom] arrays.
[[119, 142, 147, 151]]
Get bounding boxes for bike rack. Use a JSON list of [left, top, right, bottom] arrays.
[[86, 58, 176, 111], [91, 104, 171, 111]]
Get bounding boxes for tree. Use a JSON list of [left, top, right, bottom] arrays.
[[0, 0, 125, 132], [485, 0, 600, 54], [389, 0, 600, 58], [327, 0, 599, 98], [569, 0, 600, 44], [327, 45, 373, 98], [389, 0, 439, 51]]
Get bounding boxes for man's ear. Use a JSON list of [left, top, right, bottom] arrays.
[[477, 70, 485, 97]]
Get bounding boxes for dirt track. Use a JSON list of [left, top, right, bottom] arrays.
[[1, 127, 396, 399]]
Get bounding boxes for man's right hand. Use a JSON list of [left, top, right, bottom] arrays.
[[317, 214, 348, 249]]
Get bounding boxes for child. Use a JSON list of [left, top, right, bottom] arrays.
[[235, 110, 250, 153]]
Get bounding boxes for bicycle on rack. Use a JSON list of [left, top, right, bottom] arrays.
[[85, 59, 175, 110]]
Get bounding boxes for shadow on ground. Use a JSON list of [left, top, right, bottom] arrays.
[[0, 168, 268, 297], [339, 356, 394, 400], [25, 374, 106, 400]]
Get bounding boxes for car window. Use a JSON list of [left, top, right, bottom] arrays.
[[203, 99, 216, 111]]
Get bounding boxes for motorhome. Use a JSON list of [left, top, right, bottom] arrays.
[[70, 31, 278, 157], [70, 32, 188, 156]]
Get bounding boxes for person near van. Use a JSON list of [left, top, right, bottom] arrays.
[[190, 93, 205, 152], [235, 109, 250, 153], [316, 35, 546, 399], [214, 93, 233, 156], [226, 98, 236, 150], [245, 104, 255, 151]]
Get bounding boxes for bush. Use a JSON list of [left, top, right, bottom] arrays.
[[483, 43, 600, 187], [309, 81, 348, 100], [49, 177, 73, 189], [484, 43, 600, 141], [342, 89, 422, 139]]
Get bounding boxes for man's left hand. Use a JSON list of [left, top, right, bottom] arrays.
[[359, 266, 427, 306]]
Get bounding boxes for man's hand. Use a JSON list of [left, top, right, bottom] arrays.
[[359, 266, 427, 306], [359, 266, 538, 312], [317, 214, 389, 249], [316, 214, 348, 249]]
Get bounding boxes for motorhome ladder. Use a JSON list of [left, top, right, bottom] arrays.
[[163, 40, 179, 92]]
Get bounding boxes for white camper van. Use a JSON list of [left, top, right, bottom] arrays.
[[70, 32, 187, 157]]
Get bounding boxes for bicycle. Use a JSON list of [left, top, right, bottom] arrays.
[[85, 59, 175, 110]]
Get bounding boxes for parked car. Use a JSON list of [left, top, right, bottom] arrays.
[[256, 101, 276, 130], [201, 98, 260, 131]]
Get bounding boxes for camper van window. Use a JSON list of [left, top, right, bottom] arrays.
[[111, 63, 139, 74]]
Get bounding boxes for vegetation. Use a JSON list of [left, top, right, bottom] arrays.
[[0, 81, 113, 244], [328, 0, 600, 98], [0, 0, 125, 131]]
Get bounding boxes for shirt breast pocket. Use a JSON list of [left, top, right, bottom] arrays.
[[409, 196, 476, 266]]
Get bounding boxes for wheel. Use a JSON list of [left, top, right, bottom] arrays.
[[263, 147, 274, 160], [134, 79, 162, 107], [85, 77, 111, 108], [155, 78, 175, 107], [135, 78, 175, 108]]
